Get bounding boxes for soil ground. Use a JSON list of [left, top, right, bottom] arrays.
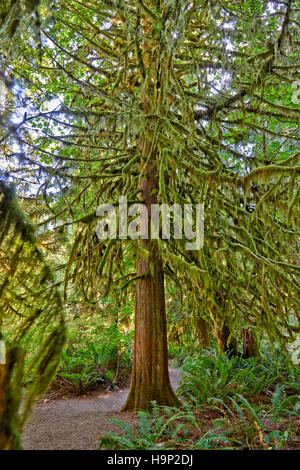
[[22, 368, 182, 450]]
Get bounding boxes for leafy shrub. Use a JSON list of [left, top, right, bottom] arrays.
[[49, 310, 134, 396]]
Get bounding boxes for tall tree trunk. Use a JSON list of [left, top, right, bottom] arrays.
[[123, 158, 180, 410], [196, 316, 210, 348]]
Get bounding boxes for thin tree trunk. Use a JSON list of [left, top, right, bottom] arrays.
[[123, 158, 180, 410], [242, 328, 257, 358], [107, 299, 119, 370]]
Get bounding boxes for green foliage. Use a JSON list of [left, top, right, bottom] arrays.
[[1, 0, 299, 348], [99, 402, 205, 450], [179, 349, 299, 405], [178, 353, 242, 405], [0, 181, 66, 449], [0, 0, 41, 40], [1, 0, 300, 446], [49, 307, 134, 395]]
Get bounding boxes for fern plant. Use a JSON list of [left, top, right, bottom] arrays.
[[99, 401, 202, 450]]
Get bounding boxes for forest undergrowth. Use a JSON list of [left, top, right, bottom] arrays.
[[99, 346, 299, 450]]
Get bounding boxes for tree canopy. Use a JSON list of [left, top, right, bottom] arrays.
[[0, 0, 299, 415]]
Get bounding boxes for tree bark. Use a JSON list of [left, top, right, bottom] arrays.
[[0, 346, 24, 450], [196, 316, 210, 348], [242, 328, 257, 358], [123, 159, 180, 410], [214, 322, 238, 357]]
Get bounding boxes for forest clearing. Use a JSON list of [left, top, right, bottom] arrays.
[[0, 0, 299, 454]]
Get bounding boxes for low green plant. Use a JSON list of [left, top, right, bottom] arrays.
[[50, 308, 134, 395], [178, 349, 299, 405], [99, 401, 233, 450], [99, 348, 299, 450]]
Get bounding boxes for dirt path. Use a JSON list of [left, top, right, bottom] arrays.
[[22, 368, 182, 450]]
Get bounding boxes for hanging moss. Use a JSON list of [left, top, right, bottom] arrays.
[[0, 0, 299, 400], [0, 181, 66, 450]]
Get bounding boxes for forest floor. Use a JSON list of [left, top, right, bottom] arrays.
[[22, 368, 182, 450]]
